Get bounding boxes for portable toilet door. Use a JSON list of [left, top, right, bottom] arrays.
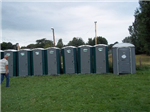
[[18, 49, 32, 76], [32, 48, 46, 76], [4, 49, 18, 77], [46, 47, 61, 75], [62, 46, 77, 74], [0, 50, 4, 59], [112, 43, 136, 75], [93, 44, 109, 74], [78, 45, 93, 74]]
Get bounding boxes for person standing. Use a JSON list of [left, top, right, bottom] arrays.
[[0, 55, 9, 87]]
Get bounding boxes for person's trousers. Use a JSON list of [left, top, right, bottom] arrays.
[[1, 73, 9, 87]]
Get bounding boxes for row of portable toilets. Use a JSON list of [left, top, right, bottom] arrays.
[[0, 43, 136, 77]]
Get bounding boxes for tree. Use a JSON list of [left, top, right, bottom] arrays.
[[127, 10, 144, 54], [1, 42, 14, 50], [21, 46, 27, 49], [93, 36, 108, 45], [56, 38, 64, 49], [67, 37, 85, 47], [86, 36, 108, 46], [86, 38, 94, 46], [108, 41, 118, 50], [138, 1, 150, 55], [123, 1, 150, 55], [27, 44, 36, 49], [122, 36, 132, 43], [35, 38, 54, 48]]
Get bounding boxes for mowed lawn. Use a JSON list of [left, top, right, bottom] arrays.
[[1, 69, 150, 112]]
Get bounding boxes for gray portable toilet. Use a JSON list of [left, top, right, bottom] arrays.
[[0, 50, 4, 59], [78, 45, 93, 74], [4, 49, 18, 77], [32, 48, 46, 76], [17, 49, 32, 76], [112, 43, 136, 75], [62, 46, 77, 74], [93, 44, 109, 74], [45, 47, 61, 75]]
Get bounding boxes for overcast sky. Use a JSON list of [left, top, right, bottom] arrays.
[[1, 0, 139, 47]]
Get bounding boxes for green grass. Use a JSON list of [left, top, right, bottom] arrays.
[[1, 54, 150, 111], [1, 69, 150, 112]]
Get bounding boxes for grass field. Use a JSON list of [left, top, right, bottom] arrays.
[[135, 54, 150, 66], [1, 54, 150, 112]]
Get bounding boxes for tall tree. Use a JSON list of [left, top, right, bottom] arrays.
[[67, 37, 85, 47], [123, 1, 150, 55], [56, 38, 64, 49], [138, 1, 150, 55]]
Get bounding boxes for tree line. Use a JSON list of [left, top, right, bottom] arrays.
[[17, 36, 108, 49], [1, 36, 116, 50], [0, 42, 19, 50]]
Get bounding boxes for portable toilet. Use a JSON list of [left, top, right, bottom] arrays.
[[78, 45, 93, 74], [0, 50, 4, 59], [93, 44, 109, 74], [32, 48, 46, 76], [62, 46, 77, 74], [17, 49, 32, 76], [4, 49, 18, 77], [112, 43, 136, 75], [45, 47, 61, 75]]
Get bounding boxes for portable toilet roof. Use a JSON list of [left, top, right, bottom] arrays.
[[4, 49, 17, 52], [46, 47, 60, 49], [78, 45, 92, 47], [20, 49, 31, 51], [62, 46, 76, 49], [32, 48, 45, 50], [113, 43, 134, 48], [94, 44, 108, 47]]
